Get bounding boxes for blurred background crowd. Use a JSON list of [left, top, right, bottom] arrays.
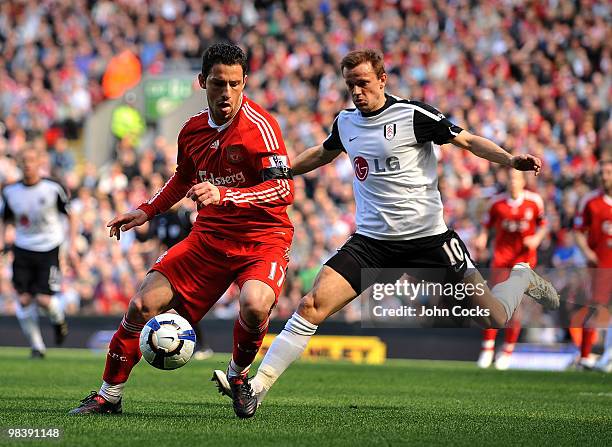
[[0, 0, 610, 323]]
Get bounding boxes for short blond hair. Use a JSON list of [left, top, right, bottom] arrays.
[[340, 49, 386, 78]]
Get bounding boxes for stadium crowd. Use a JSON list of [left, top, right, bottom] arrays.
[[0, 0, 610, 323]]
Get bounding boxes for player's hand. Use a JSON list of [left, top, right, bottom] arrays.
[[584, 249, 599, 267], [186, 181, 221, 207], [523, 235, 540, 250], [107, 209, 148, 240], [511, 154, 541, 175], [68, 244, 80, 269]]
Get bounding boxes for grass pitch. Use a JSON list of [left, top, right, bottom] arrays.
[[0, 347, 610, 447]]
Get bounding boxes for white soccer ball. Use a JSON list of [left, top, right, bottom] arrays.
[[139, 313, 196, 370]]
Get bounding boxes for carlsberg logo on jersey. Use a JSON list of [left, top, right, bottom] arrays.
[[198, 170, 246, 186]]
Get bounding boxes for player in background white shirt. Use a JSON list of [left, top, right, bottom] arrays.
[[213, 49, 560, 417], [0, 148, 78, 358]]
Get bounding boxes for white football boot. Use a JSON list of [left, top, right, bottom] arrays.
[[494, 352, 512, 370], [477, 349, 495, 369], [513, 263, 560, 310]]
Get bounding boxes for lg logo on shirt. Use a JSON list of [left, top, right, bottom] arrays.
[[353, 156, 400, 181]]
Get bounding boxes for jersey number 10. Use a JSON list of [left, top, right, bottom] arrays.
[[442, 238, 465, 266]]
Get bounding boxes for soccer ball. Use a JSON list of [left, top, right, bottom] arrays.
[[139, 313, 196, 370]]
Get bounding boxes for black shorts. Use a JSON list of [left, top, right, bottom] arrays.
[[325, 230, 476, 294], [12, 246, 61, 296]]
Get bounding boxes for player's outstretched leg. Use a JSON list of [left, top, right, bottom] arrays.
[[69, 272, 175, 415], [495, 325, 521, 370], [515, 263, 559, 309], [578, 327, 597, 369], [595, 324, 612, 372], [477, 329, 497, 368], [36, 294, 68, 345], [248, 267, 357, 407], [467, 263, 559, 329], [15, 297, 46, 358], [224, 280, 275, 419]]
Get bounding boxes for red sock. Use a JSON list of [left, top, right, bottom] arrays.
[[504, 326, 521, 345], [581, 328, 596, 359], [231, 313, 269, 374], [482, 329, 497, 350], [103, 315, 144, 384]]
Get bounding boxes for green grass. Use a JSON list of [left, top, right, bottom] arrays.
[[0, 347, 610, 446]]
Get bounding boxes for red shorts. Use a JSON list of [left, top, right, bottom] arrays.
[[151, 231, 291, 324]]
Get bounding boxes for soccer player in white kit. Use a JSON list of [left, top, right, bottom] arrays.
[[213, 49, 560, 416], [1, 148, 77, 357]]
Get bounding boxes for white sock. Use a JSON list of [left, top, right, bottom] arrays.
[[597, 324, 612, 366], [251, 312, 318, 395], [99, 381, 125, 404], [481, 339, 495, 351], [491, 267, 531, 323], [43, 296, 65, 324], [227, 359, 250, 378], [16, 302, 45, 352]]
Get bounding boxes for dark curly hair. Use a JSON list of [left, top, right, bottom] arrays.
[[201, 42, 248, 79]]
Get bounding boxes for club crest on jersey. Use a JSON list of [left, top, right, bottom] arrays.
[[384, 123, 397, 140], [354, 156, 369, 181], [226, 146, 244, 164]]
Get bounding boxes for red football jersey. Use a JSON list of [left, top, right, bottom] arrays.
[[483, 191, 545, 268], [574, 190, 612, 268], [138, 95, 294, 243]]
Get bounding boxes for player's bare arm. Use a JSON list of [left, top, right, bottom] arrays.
[[474, 229, 488, 253], [107, 209, 148, 240], [66, 211, 81, 264], [450, 130, 542, 175], [523, 226, 548, 250], [575, 230, 598, 266], [292, 144, 342, 175]]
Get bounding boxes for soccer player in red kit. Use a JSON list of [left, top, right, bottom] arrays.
[[69, 43, 294, 418], [476, 170, 548, 369], [574, 158, 612, 371]]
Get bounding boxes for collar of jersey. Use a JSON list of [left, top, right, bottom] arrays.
[[604, 194, 612, 207], [21, 178, 42, 187], [507, 192, 525, 207], [208, 94, 244, 132], [359, 94, 396, 118]]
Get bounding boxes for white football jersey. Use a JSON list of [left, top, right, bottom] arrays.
[[323, 94, 463, 241], [1, 179, 70, 251]]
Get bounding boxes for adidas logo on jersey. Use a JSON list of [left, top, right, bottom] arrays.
[[210, 140, 220, 149]]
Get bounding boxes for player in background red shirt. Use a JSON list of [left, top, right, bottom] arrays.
[[574, 158, 612, 371], [476, 170, 548, 369], [70, 43, 294, 418]]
